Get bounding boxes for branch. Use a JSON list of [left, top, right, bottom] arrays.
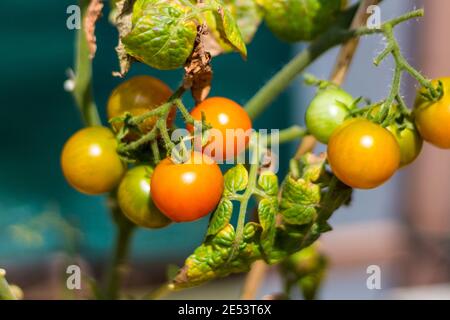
[[240, 0, 379, 300], [69, 0, 102, 126]]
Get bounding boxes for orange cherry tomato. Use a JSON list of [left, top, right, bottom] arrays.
[[107, 75, 176, 137], [150, 152, 224, 222], [414, 77, 450, 149], [61, 127, 126, 195], [187, 97, 252, 161], [327, 119, 401, 189]]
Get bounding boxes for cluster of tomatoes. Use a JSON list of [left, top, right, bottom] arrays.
[[61, 76, 252, 228], [306, 77, 450, 189]]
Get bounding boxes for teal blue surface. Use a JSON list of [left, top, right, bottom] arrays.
[[0, 1, 294, 264]]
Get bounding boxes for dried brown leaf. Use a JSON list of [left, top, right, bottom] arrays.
[[112, 0, 136, 77], [84, 0, 104, 60], [184, 24, 213, 104]]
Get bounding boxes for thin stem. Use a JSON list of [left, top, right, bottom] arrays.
[[376, 64, 401, 123], [229, 136, 260, 261], [104, 222, 135, 300], [118, 127, 159, 153], [0, 269, 17, 300], [175, 99, 196, 125], [151, 140, 161, 164], [277, 125, 308, 145], [71, 0, 101, 126]]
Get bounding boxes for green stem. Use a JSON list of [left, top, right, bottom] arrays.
[[72, 0, 101, 126], [229, 136, 260, 261], [276, 126, 307, 145], [0, 269, 17, 300], [104, 217, 135, 300]]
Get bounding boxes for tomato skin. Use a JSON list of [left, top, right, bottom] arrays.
[[150, 152, 224, 222], [305, 87, 354, 144], [61, 127, 126, 195], [118, 166, 171, 229], [414, 77, 450, 149], [387, 125, 423, 167], [187, 97, 252, 161], [107, 76, 176, 136], [327, 119, 401, 189]]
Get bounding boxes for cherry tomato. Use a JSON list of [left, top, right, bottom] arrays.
[[118, 166, 171, 229], [150, 152, 224, 222], [305, 87, 354, 144], [61, 127, 126, 195], [107, 75, 176, 136], [370, 105, 423, 167], [187, 97, 252, 161], [386, 124, 423, 167], [327, 119, 400, 189], [414, 77, 450, 149]]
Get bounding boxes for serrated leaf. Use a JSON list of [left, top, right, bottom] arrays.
[[258, 171, 279, 196], [207, 199, 233, 236], [122, 0, 197, 70], [224, 164, 248, 195], [299, 153, 326, 182]]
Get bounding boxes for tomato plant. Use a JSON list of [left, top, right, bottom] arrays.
[[414, 77, 450, 149], [61, 127, 126, 195], [31, 0, 448, 302], [187, 97, 253, 161], [327, 119, 401, 189], [150, 152, 224, 222], [305, 86, 354, 144], [118, 165, 172, 229]]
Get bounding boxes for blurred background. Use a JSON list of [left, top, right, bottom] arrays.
[[1, 0, 450, 299]]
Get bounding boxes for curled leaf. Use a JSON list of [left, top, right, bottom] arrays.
[[184, 24, 213, 103], [224, 164, 249, 196], [112, 0, 136, 77], [123, 0, 198, 70], [84, 0, 104, 59], [207, 199, 233, 236]]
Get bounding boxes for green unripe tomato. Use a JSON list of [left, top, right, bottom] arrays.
[[387, 124, 423, 168], [118, 166, 172, 229], [258, 0, 343, 42], [305, 87, 354, 144]]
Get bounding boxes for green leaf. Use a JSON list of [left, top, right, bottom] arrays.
[[207, 199, 233, 236], [122, 0, 198, 70], [205, 0, 247, 58], [258, 171, 279, 196], [281, 206, 316, 226], [258, 198, 278, 261], [172, 224, 262, 289], [224, 164, 248, 196], [224, 0, 263, 43]]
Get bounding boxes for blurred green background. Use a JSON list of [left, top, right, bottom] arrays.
[[0, 1, 294, 266]]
